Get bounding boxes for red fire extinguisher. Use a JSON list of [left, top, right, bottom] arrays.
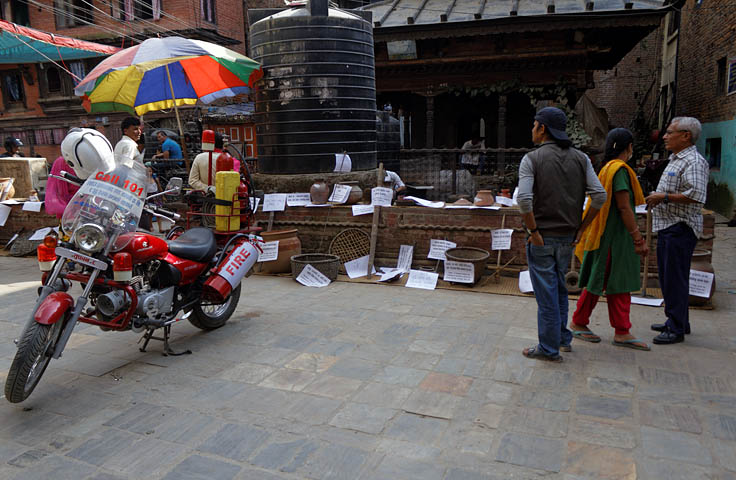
[[203, 238, 261, 302]]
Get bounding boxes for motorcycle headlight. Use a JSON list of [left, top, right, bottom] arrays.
[[73, 223, 106, 253]]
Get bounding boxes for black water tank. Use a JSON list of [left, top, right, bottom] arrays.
[[250, 4, 377, 173]]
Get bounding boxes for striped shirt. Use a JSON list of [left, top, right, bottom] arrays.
[[651, 145, 708, 236]]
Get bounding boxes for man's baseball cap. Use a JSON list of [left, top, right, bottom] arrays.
[[534, 107, 569, 142]]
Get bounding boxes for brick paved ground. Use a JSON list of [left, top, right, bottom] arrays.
[[0, 220, 734, 479]]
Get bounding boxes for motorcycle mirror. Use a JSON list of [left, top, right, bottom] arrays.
[[165, 177, 183, 193]]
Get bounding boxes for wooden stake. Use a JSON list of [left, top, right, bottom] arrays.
[[367, 163, 385, 278], [640, 209, 652, 297], [494, 214, 506, 283]]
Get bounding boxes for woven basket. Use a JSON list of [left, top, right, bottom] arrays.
[[291, 254, 340, 281], [328, 228, 370, 274], [444, 247, 490, 284]]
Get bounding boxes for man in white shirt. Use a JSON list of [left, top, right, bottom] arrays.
[[461, 136, 485, 175], [189, 132, 225, 193], [384, 170, 406, 196], [113, 116, 143, 163]]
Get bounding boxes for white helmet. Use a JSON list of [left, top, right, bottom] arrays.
[[61, 128, 115, 179]]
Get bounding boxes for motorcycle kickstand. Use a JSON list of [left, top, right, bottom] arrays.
[[138, 325, 192, 357]]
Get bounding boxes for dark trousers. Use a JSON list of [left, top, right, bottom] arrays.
[[657, 222, 697, 335]]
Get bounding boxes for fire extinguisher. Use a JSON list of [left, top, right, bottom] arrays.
[[203, 237, 261, 302]]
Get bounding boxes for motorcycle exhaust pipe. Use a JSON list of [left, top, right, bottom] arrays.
[[203, 240, 259, 303]]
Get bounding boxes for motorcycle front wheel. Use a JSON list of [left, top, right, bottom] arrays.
[[189, 283, 241, 330], [5, 320, 64, 403]]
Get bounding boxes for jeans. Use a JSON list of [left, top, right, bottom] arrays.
[[526, 235, 575, 356], [657, 222, 697, 335]]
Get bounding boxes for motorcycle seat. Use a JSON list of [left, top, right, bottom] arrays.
[[168, 227, 217, 263]]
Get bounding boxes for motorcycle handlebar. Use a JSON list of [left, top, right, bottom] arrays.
[[146, 204, 181, 221], [60, 171, 84, 185]]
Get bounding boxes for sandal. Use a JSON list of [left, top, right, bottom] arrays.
[[572, 329, 601, 343], [522, 346, 563, 363], [612, 339, 650, 351]]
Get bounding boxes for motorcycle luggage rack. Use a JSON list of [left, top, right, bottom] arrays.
[[138, 315, 192, 356]]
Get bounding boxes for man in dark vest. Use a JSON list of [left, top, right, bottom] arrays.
[[517, 107, 607, 362]]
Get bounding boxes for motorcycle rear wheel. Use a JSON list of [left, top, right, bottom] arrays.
[[4, 320, 63, 403], [189, 283, 241, 330]]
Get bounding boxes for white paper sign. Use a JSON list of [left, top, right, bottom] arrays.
[[329, 184, 351, 204], [635, 204, 647, 214], [263, 194, 287, 212], [5, 232, 19, 247], [352, 204, 374, 216], [250, 197, 260, 212], [23, 201, 43, 212], [29, 227, 53, 241], [296, 264, 331, 287], [378, 268, 404, 282], [495, 196, 514, 207], [631, 296, 664, 307], [491, 229, 514, 251], [403, 196, 444, 208], [397, 245, 414, 272], [0, 204, 10, 227], [443, 260, 475, 283], [286, 193, 311, 207], [371, 187, 393, 206], [405, 269, 439, 290], [305, 203, 330, 207], [344, 254, 376, 279], [427, 239, 457, 260], [334, 153, 352, 173], [258, 241, 279, 262], [1, 198, 20, 205], [512, 187, 519, 206], [519, 270, 534, 293], [689, 269, 714, 298]]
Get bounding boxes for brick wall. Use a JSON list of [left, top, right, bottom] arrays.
[[588, 27, 664, 129], [676, 0, 736, 122]]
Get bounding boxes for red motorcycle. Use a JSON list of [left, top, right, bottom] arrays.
[[5, 161, 261, 403]]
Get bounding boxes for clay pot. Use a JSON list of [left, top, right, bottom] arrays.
[[259, 229, 302, 274], [689, 249, 715, 306], [310, 179, 329, 204], [473, 190, 494, 206], [501, 188, 511, 198], [342, 181, 363, 205]]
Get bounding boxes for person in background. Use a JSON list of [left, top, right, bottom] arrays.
[[570, 128, 650, 351], [45, 155, 80, 219], [517, 107, 607, 362], [645, 117, 708, 344], [189, 132, 230, 193], [153, 131, 183, 166], [460, 135, 485, 175], [113, 116, 143, 163], [1, 137, 23, 157], [384, 170, 407, 197]]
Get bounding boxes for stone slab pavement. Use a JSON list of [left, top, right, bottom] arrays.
[[0, 221, 734, 480]]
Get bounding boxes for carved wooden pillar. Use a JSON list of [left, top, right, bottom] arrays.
[[425, 95, 435, 148], [497, 94, 507, 174]]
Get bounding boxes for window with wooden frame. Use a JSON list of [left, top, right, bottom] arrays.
[[1, 70, 25, 110], [54, 0, 93, 28], [202, 0, 215, 23], [116, 0, 157, 20]]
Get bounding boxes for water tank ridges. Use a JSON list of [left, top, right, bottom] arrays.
[[250, 8, 377, 174]]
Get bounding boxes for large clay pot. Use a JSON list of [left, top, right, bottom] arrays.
[[342, 181, 363, 205], [310, 179, 329, 204], [474, 190, 494, 206], [689, 249, 715, 306], [260, 229, 302, 274]]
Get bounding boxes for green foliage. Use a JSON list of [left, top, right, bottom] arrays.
[[448, 80, 592, 148]]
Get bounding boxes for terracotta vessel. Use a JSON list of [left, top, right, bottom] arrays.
[[473, 190, 494, 206], [342, 181, 363, 205], [501, 188, 512, 198], [689, 249, 715, 306], [309, 179, 329, 204], [259, 229, 302, 274]]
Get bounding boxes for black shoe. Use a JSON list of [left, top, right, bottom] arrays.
[[651, 323, 690, 335], [652, 330, 685, 345]]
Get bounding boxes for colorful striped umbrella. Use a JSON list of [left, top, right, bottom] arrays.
[[75, 37, 262, 115]]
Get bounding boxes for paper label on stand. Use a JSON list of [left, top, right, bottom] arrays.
[[352, 204, 374, 216], [635, 204, 647, 214], [296, 264, 331, 287], [329, 184, 351, 204], [519, 270, 534, 293], [405, 269, 438, 290], [257, 241, 279, 262], [0, 204, 10, 227], [263, 194, 286, 212], [397, 245, 414, 272], [495, 196, 514, 207], [427, 239, 456, 260], [491, 229, 513, 250], [403, 196, 444, 208], [378, 268, 403, 282], [344, 254, 376, 279], [22, 201, 43, 212], [689, 269, 714, 298], [286, 193, 311, 206], [443, 260, 474, 283], [631, 296, 664, 306], [334, 153, 352, 173], [371, 187, 393, 206]]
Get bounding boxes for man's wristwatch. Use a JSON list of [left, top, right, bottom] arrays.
[[663, 193, 669, 204], [525, 226, 539, 236]]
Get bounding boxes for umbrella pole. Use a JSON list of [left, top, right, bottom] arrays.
[[165, 64, 191, 172]]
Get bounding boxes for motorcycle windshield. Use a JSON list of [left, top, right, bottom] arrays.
[[61, 158, 148, 253]]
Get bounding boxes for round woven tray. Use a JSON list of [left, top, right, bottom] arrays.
[[291, 254, 340, 281], [328, 228, 370, 273]]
